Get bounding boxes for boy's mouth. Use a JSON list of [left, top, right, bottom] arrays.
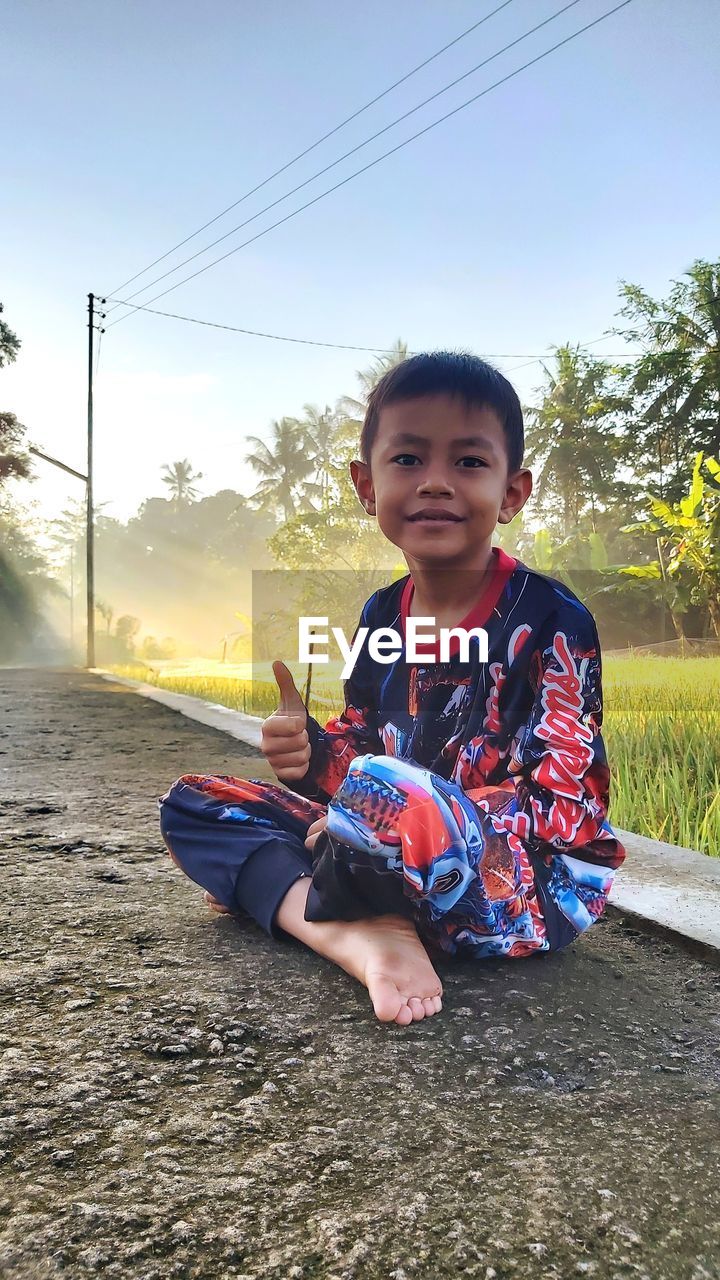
[[406, 508, 465, 524]]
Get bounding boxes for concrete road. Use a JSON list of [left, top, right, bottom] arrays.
[[1, 669, 719, 1280]]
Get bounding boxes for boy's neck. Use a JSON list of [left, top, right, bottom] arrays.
[[406, 544, 497, 624]]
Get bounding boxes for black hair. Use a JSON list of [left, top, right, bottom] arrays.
[[360, 351, 524, 474]]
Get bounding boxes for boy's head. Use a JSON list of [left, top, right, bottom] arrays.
[[360, 351, 524, 475], [350, 351, 532, 573]]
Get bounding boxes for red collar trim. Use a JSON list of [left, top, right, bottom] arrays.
[[399, 546, 517, 661]]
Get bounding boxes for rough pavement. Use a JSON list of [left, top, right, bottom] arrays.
[[1, 668, 719, 1280]]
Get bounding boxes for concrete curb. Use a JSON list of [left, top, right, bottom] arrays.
[[94, 669, 720, 955], [94, 670, 262, 747], [608, 829, 720, 956]]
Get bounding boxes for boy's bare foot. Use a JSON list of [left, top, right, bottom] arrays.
[[347, 913, 444, 1026], [277, 878, 443, 1026], [203, 890, 231, 914], [197, 883, 443, 1026]]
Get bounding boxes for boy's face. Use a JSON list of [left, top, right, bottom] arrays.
[[350, 394, 532, 573]]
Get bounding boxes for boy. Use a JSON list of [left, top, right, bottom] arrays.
[[160, 352, 626, 1027]]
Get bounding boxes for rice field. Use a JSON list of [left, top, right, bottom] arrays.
[[603, 657, 719, 856], [111, 655, 720, 857]]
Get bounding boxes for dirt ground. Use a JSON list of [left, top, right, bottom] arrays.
[[1, 668, 719, 1280]]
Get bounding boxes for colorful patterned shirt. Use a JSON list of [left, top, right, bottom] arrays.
[[293, 545, 626, 948]]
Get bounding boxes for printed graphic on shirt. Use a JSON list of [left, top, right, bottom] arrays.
[[325, 754, 549, 958]]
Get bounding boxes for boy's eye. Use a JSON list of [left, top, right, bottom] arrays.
[[389, 453, 488, 468]]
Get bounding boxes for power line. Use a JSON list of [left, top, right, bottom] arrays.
[[107, 0, 585, 317], [107, 0, 636, 327], [106, 0, 520, 301], [104, 299, 418, 352], [102, 296, 642, 361], [94, 327, 104, 379]]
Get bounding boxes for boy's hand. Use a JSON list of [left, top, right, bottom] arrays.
[[261, 660, 311, 782], [304, 814, 328, 852]]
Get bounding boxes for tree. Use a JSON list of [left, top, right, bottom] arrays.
[[0, 411, 30, 484], [356, 339, 409, 400], [0, 303, 21, 368], [620, 452, 720, 638], [615, 259, 720, 503], [338, 339, 410, 420], [0, 511, 57, 660], [140, 634, 176, 660], [95, 599, 114, 634], [114, 615, 141, 657], [161, 458, 203, 505], [524, 344, 627, 539], [0, 304, 30, 485], [300, 403, 343, 513], [0, 304, 58, 658], [245, 417, 315, 522]]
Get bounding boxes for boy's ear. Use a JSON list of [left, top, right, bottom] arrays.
[[497, 467, 533, 525], [350, 459, 376, 515]]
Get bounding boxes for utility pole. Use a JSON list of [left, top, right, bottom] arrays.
[[87, 293, 96, 668], [30, 289, 103, 671], [85, 293, 106, 667]]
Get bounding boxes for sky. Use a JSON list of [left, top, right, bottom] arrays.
[[2, 0, 719, 531]]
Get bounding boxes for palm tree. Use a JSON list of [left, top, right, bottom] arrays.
[[524, 344, 624, 539], [161, 458, 203, 505], [245, 418, 314, 522], [356, 339, 409, 399], [95, 599, 114, 635], [338, 339, 410, 420], [616, 259, 720, 502], [299, 403, 342, 513]]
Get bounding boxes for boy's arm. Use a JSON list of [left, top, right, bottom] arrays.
[[464, 608, 625, 946], [289, 598, 384, 804], [492, 610, 624, 866]]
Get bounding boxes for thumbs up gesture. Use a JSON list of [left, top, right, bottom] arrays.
[[261, 660, 311, 782]]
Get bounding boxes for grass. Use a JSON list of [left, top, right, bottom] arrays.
[[109, 655, 720, 857], [603, 657, 720, 856]]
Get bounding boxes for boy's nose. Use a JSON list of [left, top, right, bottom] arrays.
[[417, 472, 454, 496]]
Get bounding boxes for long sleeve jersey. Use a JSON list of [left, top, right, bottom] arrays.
[[292, 546, 626, 948]]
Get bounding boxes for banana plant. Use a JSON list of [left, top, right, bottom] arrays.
[[620, 452, 720, 638], [527, 527, 610, 597]]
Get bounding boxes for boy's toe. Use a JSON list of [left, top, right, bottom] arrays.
[[407, 997, 426, 1021], [394, 1002, 414, 1026], [368, 975, 406, 1023], [421, 997, 438, 1018]]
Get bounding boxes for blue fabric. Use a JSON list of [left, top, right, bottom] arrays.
[[159, 776, 314, 937]]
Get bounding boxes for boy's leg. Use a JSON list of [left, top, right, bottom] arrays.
[[160, 773, 443, 1025], [199, 876, 443, 1026], [305, 755, 553, 959], [159, 773, 321, 931], [275, 878, 442, 1025]]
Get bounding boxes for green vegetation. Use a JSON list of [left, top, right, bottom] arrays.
[[110, 655, 720, 858], [0, 302, 57, 661], [604, 657, 720, 855]]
